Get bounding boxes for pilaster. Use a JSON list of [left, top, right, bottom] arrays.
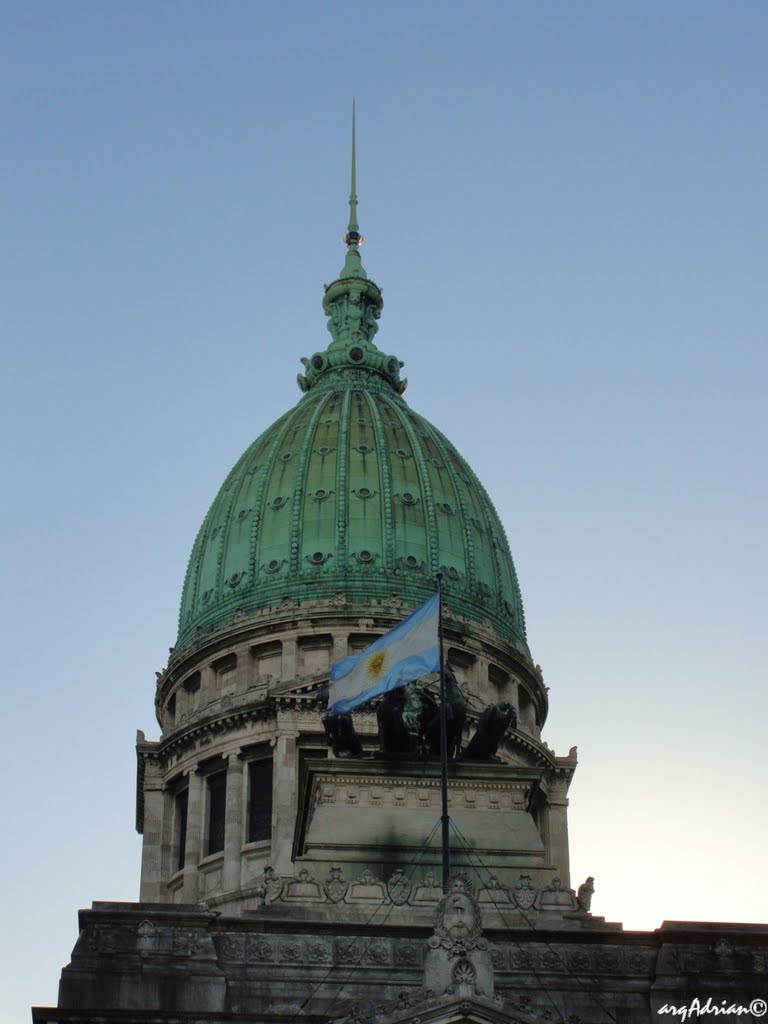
[[138, 757, 165, 902], [333, 634, 347, 663], [222, 749, 244, 893], [271, 731, 299, 874], [182, 766, 203, 902], [546, 776, 571, 887], [282, 638, 297, 681]]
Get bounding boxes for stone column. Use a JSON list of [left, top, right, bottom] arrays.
[[138, 757, 165, 902], [222, 749, 244, 894], [182, 766, 203, 902], [271, 729, 299, 874]]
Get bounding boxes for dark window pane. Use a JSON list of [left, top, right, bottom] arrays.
[[207, 772, 227, 855], [176, 788, 188, 871], [248, 760, 273, 843]]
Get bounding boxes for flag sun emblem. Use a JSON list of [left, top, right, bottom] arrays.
[[365, 648, 389, 681]]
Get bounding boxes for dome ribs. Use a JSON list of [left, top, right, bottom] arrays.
[[176, 381, 530, 654], [398, 409, 440, 583], [288, 396, 328, 577], [335, 389, 352, 574], [301, 390, 341, 574], [245, 420, 287, 603], [369, 393, 396, 569], [429, 427, 475, 594], [250, 409, 298, 596]]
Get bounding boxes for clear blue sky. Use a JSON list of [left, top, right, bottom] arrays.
[[2, 3, 766, 1021]]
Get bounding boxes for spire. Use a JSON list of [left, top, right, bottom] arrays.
[[298, 105, 406, 396], [347, 99, 359, 236], [340, 100, 366, 280]]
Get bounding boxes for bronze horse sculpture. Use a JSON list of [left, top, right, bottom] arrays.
[[421, 665, 467, 759], [463, 701, 516, 761]]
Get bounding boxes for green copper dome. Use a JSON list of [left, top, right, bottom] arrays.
[[177, 127, 529, 658], [178, 370, 529, 655]]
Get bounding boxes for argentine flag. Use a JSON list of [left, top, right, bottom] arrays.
[[327, 593, 440, 716]]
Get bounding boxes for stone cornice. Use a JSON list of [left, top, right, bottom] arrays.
[[155, 608, 544, 723], [154, 702, 276, 764]]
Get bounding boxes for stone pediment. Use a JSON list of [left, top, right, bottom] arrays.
[[337, 990, 535, 1024], [335, 876, 539, 1024]]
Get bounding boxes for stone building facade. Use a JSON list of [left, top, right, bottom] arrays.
[[33, 158, 768, 1023]]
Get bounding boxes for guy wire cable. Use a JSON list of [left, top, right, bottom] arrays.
[[297, 816, 441, 1022], [295, 747, 443, 1023], [448, 818, 618, 1024]]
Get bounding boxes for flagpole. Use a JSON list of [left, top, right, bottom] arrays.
[[437, 573, 450, 892]]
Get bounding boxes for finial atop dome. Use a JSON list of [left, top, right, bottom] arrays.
[[298, 105, 407, 396]]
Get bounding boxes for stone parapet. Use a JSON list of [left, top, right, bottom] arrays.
[[34, 902, 768, 1024]]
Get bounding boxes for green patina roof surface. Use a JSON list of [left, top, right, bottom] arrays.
[[177, 368, 529, 655], [177, 121, 529, 656]]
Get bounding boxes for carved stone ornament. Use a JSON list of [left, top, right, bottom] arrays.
[[453, 959, 476, 987], [324, 864, 349, 904], [308, 939, 332, 963], [245, 936, 274, 962], [513, 873, 537, 910], [595, 950, 620, 972], [142, 756, 164, 780], [387, 868, 412, 906], [536, 876, 577, 911], [220, 934, 245, 961], [337, 937, 366, 964], [569, 950, 591, 971], [366, 940, 392, 966], [395, 941, 420, 966], [279, 939, 305, 963], [349, 868, 386, 902], [413, 870, 443, 904], [478, 874, 511, 904], [284, 867, 323, 902], [576, 875, 595, 912], [424, 873, 494, 1000], [255, 865, 283, 905], [713, 938, 734, 958], [429, 874, 486, 954], [172, 928, 202, 956]]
